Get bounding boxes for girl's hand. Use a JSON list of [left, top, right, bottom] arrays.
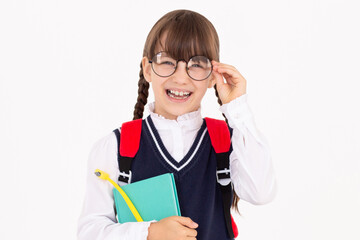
[[211, 60, 247, 104], [147, 216, 198, 240]]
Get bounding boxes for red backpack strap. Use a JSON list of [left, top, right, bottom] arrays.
[[204, 117, 238, 238], [119, 119, 142, 157], [204, 117, 231, 185], [231, 215, 239, 238], [204, 117, 231, 153], [113, 119, 142, 184]]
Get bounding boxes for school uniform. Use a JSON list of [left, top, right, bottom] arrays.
[[77, 93, 277, 240]]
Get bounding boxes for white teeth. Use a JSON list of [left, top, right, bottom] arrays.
[[169, 90, 190, 96], [167, 89, 191, 99]]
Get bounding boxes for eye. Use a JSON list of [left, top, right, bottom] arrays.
[[190, 63, 203, 68], [189, 56, 209, 69], [189, 61, 206, 69], [159, 61, 175, 66]]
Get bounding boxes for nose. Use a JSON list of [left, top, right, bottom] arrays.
[[172, 60, 191, 83]]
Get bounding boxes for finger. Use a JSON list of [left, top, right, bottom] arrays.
[[213, 68, 236, 86], [186, 228, 198, 237], [212, 60, 238, 71], [212, 70, 226, 87], [214, 67, 245, 86], [175, 216, 198, 229], [212, 61, 237, 71], [212, 61, 245, 79], [212, 62, 236, 73], [214, 66, 240, 79], [212, 61, 247, 86]]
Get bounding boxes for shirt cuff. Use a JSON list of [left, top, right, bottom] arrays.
[[219, 93, 254, 129]]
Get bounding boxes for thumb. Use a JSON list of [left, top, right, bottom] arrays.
[[175, 216, 198, 229], [213, 70, 225, 88]]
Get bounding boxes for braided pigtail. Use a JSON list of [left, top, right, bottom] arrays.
[[214, 84, 241, 215], [214, 84, 228, 125], [133, 61, 150, 120]]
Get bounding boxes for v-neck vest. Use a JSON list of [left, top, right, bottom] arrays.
[[127, 115, 234, 240]]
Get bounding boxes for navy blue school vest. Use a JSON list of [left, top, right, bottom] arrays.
[[118, 115, 234, 240]]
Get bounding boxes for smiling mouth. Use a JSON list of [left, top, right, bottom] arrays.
[[166, 89, 192, 100]]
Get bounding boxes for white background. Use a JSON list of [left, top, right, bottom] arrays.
[[1, 0, 359, 239]]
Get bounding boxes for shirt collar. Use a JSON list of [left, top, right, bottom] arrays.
[[147, 101, 203, 130]]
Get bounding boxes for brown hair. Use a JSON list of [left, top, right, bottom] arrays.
[[132, 9, 240, 214]]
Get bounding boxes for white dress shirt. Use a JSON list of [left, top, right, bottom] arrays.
[[77, 93, 277, 240]]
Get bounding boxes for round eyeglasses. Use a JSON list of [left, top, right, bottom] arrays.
[[148, 51, 213, 81]]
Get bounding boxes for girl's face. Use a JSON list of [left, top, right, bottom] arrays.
[[142, 34, 216, 120]]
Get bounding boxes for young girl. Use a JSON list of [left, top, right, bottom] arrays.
[[78, 9, 277, 240]]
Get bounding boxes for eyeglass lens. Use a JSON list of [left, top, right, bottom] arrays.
[[151, 52, 212, 80]]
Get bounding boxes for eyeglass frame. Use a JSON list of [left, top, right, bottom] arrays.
[[148, 51, 213, 81]]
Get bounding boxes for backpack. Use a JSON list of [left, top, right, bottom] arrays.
[[113, 117, 239, 238]]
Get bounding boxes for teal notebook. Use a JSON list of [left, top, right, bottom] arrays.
[[113, 173, 181, 223]]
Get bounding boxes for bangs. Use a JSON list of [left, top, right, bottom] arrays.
[[161, 22, 214, 61], [147, 10, 219, 62]]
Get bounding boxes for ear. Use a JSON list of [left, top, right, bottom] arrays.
[[142, 56, 152, 83]]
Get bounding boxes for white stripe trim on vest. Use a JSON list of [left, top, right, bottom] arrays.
[[145, 117, 208, 171]]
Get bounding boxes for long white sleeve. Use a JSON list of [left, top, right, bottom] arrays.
[[77, 132, 155, 240], [220, 94, 277, 205]]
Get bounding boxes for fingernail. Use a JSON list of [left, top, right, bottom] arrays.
[[192, 222, 198, 227]]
